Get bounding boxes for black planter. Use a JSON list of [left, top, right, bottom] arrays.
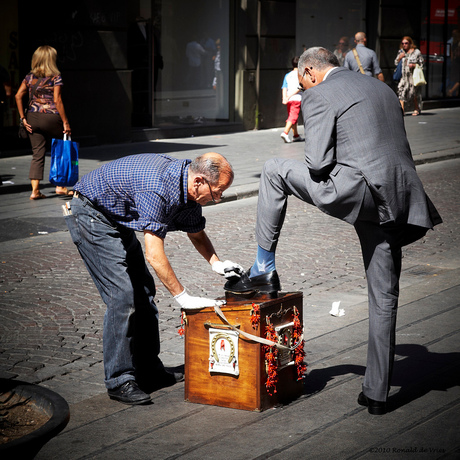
[[0, 379, 70, 459]]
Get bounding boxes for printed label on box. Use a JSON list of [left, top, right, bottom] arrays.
[[209, 328, 239, 376]]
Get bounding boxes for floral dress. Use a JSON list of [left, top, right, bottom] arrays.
[[395, 48, 424, 108]]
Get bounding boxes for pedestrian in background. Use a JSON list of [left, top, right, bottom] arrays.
[[15, 45, 72, 200], [395, 36, 424, 115], [333, 36, 350, 66], [344, 32, 384, 82], [280, 56, 304, 143]]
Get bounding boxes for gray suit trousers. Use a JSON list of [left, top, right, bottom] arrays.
[[256, 158, 405, 401]]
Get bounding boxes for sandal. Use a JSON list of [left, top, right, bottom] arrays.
[[412, 110, 420, 116], [55, 187, 74, 196], [30, 192, 47, 200]]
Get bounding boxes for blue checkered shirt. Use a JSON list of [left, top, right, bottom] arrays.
[[74, 154, 206, 237]]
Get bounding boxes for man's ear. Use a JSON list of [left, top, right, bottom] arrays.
[[193, 175, 203, 186]]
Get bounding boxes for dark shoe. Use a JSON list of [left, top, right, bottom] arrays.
[[159, 370, 184, 386], [358, 391, 387, 415], [224, 269, 281, 294], [138, 369, 184, 394], [108, 381, 151, 405]]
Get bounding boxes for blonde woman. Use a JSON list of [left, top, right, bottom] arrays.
[[395, 36, 424, 116], [15, 45, 72, 199]]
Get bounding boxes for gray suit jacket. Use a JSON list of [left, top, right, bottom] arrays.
[[301, 67, 441, 232]]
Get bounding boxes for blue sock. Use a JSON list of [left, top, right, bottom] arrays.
[[250, 245, 276, 277]]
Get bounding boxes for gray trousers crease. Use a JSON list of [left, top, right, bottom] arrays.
[[256, 157, 403, 401]]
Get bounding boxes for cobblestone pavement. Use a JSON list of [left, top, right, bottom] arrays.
[[1, 154, 459, 404]]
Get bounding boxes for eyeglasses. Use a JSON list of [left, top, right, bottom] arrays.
[[402, 41, 409, 45], [298, 67, 311, 90], [203, 178, 219, 203]]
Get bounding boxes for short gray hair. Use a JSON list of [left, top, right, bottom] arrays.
[[189, 153, 234, 184], [298, 47, 340, 74]]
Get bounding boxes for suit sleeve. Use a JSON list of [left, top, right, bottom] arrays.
[[302, 89, 336, 176]]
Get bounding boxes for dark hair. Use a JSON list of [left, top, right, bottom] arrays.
[[298, 47, 340, 72], [189, 154, 234, 184], [292, 56, 300, 68]]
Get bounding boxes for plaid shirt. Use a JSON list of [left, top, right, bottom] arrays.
[[74, 154, 205, 237]]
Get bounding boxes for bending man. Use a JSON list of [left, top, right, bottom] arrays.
[[66, 152, 242, 405]]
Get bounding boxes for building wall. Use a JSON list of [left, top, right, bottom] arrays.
[[236, 0, 297, 131], [376, 0, 424, 84], [17, 0, 134, 144], [6, 0, 457, 148]]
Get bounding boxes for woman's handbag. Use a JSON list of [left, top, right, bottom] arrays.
[[49, 134, 79, 186], [413, 64, 427, 87], [393, 59, 402, 82]]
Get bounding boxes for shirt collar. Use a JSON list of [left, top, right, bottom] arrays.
[[323, 67, 339, 81], [182, 163, 190, 204]]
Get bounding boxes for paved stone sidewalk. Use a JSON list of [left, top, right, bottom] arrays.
[[1, 158, 459, 398]]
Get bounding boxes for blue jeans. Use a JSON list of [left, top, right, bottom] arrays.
[[65, 195, 161, 389]]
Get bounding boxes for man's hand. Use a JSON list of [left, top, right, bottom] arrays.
[[174, 288, 217, 310], [212, 260, 244, 278]]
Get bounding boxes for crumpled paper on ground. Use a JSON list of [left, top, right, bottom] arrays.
[[329, 301, 345, 317]]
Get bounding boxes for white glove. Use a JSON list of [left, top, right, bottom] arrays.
[[212, 260, 244, 278], [174, 288, 217, 310]]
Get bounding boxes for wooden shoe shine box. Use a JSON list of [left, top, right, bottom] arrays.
[[183, 291, 304, 411]]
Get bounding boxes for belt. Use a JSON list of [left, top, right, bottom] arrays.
[[74, 191, 95, 207]]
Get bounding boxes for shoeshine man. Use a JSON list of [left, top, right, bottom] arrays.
[[225, 47, 442, 415], [65, 152, 242, 405]]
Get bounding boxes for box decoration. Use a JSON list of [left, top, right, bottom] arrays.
[[183, 292, 305, 411], [250, 303, 306, 395]]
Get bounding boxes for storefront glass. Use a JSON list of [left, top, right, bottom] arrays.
[[421, 0, 460, 98], [152, 0, 229, 126]]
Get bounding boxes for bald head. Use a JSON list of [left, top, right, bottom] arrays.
[[187, 152, 234, 205], [355, 32, 366, 44], [189, 152, 234, 186]]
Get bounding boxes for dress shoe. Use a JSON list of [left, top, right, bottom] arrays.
[[224, 270, 281, 294], [108, 380, 151, 405], [138, 370, 184, 394], [358, 391, 387, 415]]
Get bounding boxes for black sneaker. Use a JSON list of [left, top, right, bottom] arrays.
[[108, 381, 151, 405]]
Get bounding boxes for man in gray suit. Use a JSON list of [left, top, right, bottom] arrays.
[[225, 47, 442, 415]]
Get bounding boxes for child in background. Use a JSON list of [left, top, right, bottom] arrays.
[[280, 56, 304, 143]]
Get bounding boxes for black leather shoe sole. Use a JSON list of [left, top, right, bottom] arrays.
[[224, 270, 281, 294], [108, 381, 152, 405], [358, 391, 387, 415]]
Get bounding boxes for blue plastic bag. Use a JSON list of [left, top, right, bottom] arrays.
[[49, 135, 79, 186], [393, 59, 402, 82]]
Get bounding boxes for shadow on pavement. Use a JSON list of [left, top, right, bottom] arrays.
[[303, 364, 366, 396], [78, 142, 226, 162], [0, 217, 69, 242], [388, 343, 460, 413]]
